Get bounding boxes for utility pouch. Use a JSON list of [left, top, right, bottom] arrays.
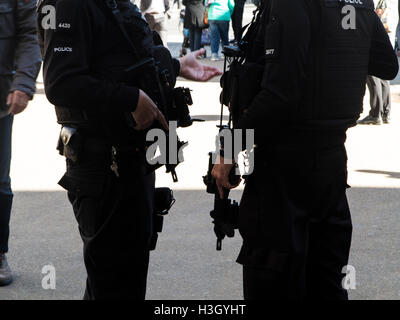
[[150, 187, 175, 251], [221, 61, 264, 126], [57, 126, 83, 162], [154, 187, 175, 216]]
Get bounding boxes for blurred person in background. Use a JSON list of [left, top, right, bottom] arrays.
[[0, 0, 41, 286], [358, 75, 392, 125], [231, 0, 246, 43], [398, 0, 400, 52], [358, 0, 399, 125], [396, 0, 400, 54], [183, 0, 207, 52], [140, 0, 171, 48], [207, 0, 235, 61]]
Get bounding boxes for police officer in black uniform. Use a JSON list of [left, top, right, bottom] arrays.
[[212, 0, 398, 300], [37, 0, 220, 300]]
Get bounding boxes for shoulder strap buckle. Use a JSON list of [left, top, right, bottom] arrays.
[[105, 0, 118, 10]]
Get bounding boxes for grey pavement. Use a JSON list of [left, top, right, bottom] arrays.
[[3, 187, 400, 300], [1, 4, 400, 300]]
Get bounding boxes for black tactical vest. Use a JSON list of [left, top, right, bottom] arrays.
[[229, 0, 376, 131], [220, 1, 270, 127], [37, 0, 176, 142], [298, 0, 375, 129]]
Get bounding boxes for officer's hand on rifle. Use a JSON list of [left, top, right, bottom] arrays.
[[133, 89, 169, 131], [179, 49, 222, 82], [7, 90, 30, 115], [212, 155, 241, 199]]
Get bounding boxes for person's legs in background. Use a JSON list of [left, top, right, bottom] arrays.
[[231, 0, 245, 42], [189, 25, 202, 51], [0, 114, 14, 286], [210, 20, 229, 60], [358, 76, 384, 125], [218, 20, 230, 49], [193, 26, 202, 51], [381, 79, 391, 123], [368, 76, 383, 118], [188, 25, 195, 51], [209, 20, 221, 60]]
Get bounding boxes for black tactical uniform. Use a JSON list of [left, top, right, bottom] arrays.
[[37, 0, 180, 299], [233, 0, 398, 300]]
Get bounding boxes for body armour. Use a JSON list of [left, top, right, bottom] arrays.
[[224, 0, 398, 138], [299, 0, 380, 129], [37, 0, 179, 143]]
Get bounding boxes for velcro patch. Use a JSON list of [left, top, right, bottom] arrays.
[[264, 16, 281, 60], [265, 49, 276, 56], [54, 0, 80, 33], [324, 0, 374, 9]]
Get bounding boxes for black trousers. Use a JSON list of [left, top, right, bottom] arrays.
[[366, 75, 391, 118], [59, 150, 154, 300], [237, 142, 352, 300], [231, 0, 246, 41]]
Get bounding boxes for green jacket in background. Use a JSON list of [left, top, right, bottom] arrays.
[[206, 0, 235, 21]]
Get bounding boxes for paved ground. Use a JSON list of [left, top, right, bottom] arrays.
[[1, 4, 400, 300]]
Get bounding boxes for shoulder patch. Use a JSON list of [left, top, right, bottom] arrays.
[[324, 0, 375, 10], [54, 0, 83, 33]]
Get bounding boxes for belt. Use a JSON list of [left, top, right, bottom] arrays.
[[272, 130, 347, 149], [55, 106, 91, 125], [82, 136, 112, 155]]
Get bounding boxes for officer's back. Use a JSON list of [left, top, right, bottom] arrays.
[[237, 0, 398, 143], [215, 0, 399, 301], [299, 0, 399, 131]]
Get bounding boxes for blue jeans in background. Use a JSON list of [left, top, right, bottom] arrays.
[[0, 114, 13, 254], [209, 20, 230, 55]]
